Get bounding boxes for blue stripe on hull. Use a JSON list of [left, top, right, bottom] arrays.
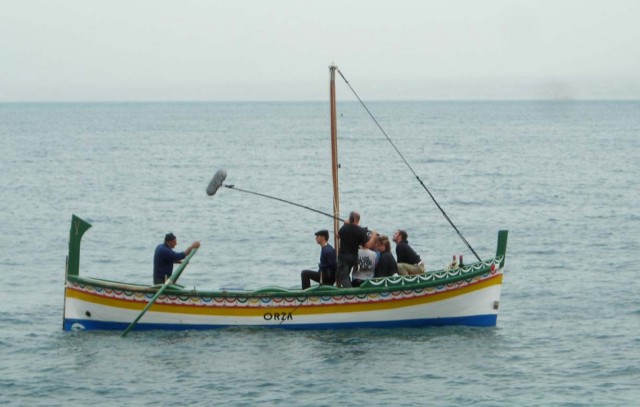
[[63, 315, 497, 332]]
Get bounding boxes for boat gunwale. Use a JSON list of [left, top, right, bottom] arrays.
[[66, 256, 504, 299]]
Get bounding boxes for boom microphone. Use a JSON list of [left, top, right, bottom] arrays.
[[205, 168, 344, 222], [206, 169, 227, 196]]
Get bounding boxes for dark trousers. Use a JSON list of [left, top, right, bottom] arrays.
[[336, 254, 357, 288], [153, 273, 170, 285], [301, 269, 335, 289]]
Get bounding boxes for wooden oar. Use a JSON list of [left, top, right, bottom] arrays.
[[121, 248, 198, 337]]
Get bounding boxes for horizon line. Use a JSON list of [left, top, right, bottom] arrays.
[[2, 98, 639, 104]]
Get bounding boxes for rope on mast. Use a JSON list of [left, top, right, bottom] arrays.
[[336, 68, 482, 262]]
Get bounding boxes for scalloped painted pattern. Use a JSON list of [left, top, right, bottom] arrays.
[[68, 257, 502, 309]]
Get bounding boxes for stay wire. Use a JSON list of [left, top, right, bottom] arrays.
[[336, 69, 482, 262]]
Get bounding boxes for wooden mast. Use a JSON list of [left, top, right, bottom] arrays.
[[329, 64, 340, 251]]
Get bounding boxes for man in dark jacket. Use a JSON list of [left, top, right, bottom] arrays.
[[300, 229, 337, 289], [153, 233, 200, 285], [374, 235, 398, 278], [393, 229, 425, 275], [336, 211, 377, 288]]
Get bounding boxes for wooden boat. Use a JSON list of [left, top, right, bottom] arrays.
[[63, 66, 509, 332]]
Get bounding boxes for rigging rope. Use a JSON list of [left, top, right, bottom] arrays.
[[336, 69, 482, 262]]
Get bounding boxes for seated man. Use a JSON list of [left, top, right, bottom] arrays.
[[393, 229, 425, 275], [374, 235, 398, 278], [300, 230, 337, 289]]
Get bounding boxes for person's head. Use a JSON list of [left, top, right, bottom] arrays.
[[314, 229, 329, 245], [165, 233, 177, 248], [376, 235, 391, 252], [393, 230, 407, 243], [348, 211, 360, 224]]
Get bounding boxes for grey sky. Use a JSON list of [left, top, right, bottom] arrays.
[[2, 0, 639, 101]]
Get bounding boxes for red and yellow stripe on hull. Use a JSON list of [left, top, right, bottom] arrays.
[[63, 272, 503, 330]]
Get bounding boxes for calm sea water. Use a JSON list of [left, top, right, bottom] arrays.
[[1, 100, 639, 406]]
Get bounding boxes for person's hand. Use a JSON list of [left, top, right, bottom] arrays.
[[192, 241, 201, 249]]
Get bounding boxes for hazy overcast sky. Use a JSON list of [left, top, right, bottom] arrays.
[[2, 0, 639, 101]]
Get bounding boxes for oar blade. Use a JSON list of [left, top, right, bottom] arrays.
[[206, 169, 227, 196]]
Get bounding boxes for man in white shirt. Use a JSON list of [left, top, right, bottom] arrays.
[[352, 246, 378, 287]]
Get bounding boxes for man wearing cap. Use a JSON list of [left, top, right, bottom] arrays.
[[300, 229, 337, 289], [153, 233, 200, 285]]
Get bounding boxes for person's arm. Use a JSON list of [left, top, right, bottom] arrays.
[[184, 241, 200, 256], [396, 242, 406, 263], [162, 245, 187, 263], [374, 258, 383, 278], [390, 257, 398, 276], [327, 247, 337, 270], [320, 246, 337, 271], [364, 230, 378, 248]]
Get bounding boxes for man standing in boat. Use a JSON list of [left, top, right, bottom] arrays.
[[336, 211, 377, 288], [300, 229, 337, 289], [393, 230, 425, 275], [153, 233, 200, 285]]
